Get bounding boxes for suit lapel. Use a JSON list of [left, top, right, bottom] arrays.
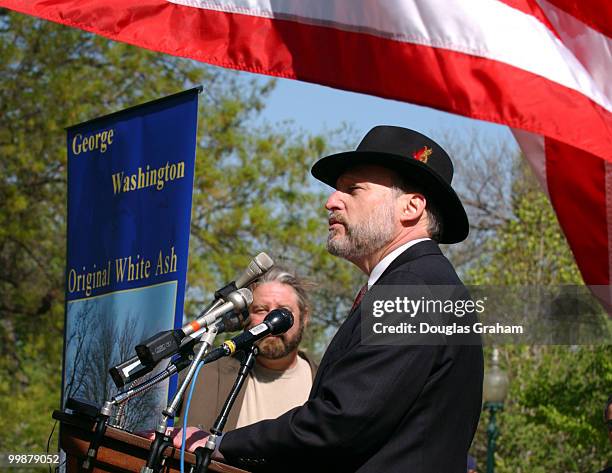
[[379, 240, 442, 282], [312, 241, 442, 397]]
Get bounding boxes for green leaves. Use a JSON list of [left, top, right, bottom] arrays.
[[479, 346, 612, 473], [464, 158, 612, 472], [0, 11, 358, 452]]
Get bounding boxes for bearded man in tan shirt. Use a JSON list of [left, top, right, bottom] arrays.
[[180, 267, 317, 431]]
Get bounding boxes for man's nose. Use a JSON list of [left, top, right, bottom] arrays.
[[249, 313, 264, 324], [325, 190, 343, 211]]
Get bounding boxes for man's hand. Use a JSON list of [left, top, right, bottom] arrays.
[[170, 427, 210, 451], [138, 427, 209, 451], [137, 427, 224, 460]]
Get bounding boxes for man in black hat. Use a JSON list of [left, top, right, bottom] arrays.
[[177, 126, 484, 472]]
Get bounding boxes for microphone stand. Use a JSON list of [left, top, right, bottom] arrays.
[[141, 326, 219, 473], [80, 349, 195, 471], [194, 344, 259, 473], [81, 407, 110, 472]]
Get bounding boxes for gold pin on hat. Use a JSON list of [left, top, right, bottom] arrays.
[[412, 146, 432, 163]]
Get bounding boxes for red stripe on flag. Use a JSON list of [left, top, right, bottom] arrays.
[[2, 0, 610, 161], [543, 0, 612, 38], [498, 0, 612, 39], [546, 138, 609, 285]]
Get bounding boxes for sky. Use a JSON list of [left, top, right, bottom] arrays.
[[255, 74, 519, 152]]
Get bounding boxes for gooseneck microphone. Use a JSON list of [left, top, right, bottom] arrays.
[[234, 252, 275, 289], [109, 252, 273, 388], [202, 308, 294, 364], [135, 288, 253, 366], [211, 252, 274, 303], [182, 288, 252, 337], [189, 252, 273, 331], [108, 307, 248, 389]]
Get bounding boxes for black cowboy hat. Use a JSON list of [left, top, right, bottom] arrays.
[[311, 125, 469, 244]]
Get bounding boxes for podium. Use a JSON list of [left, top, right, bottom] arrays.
[[52, 410, 249, 473]]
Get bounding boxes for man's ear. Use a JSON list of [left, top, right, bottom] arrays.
[[398, 192, 427, 225]]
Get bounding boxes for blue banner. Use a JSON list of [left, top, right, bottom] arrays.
[[62, 88, 199, 430]]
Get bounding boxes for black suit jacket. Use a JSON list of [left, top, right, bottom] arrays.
[[220, 240, 484, 472]]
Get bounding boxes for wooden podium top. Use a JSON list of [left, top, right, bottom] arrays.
[[53, 410, 249, 473]]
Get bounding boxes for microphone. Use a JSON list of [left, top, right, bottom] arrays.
[[193, 252, 273, 323], [202, 308, 294, 364], [135, 288, 253, 366], [183, 288, 252, 337], [109, 333, 197, 389], [235, 252, 275, 289], [109, 252, 272, 388], [214, 309, 250, 334], [109, 306, 251, 389], [209, 252, 273, 305]]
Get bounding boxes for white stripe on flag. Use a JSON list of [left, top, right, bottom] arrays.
[[536, 0, 612, 101], [512, 129, 549, 197], [169, 0, 612, 112]]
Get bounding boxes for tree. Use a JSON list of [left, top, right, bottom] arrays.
[[0, 10, 212, 450], [64, 306, 160, 431], [464, 156, 583, 286], [0, 10, 358, 452], [491, 345, 612, 473], [185, 83, 361, 328], [461, 154, 612, 472], [11, 12, 609, 470]]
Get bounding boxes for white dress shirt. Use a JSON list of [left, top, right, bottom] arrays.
[[367, 238, 431, 288]]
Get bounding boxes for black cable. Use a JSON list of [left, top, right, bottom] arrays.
[[46, 420, 57, 473]]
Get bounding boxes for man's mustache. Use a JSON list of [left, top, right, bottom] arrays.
[[328, 212, 347, 226]]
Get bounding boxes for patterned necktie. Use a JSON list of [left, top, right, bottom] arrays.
[[349, 283, 368, 313]]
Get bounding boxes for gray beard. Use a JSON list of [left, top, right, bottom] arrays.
[[326, 200, 396, 260], [257, 322, 304, 359]]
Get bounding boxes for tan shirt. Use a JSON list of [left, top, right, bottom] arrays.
[[179, 351, 317, 432], [236, 356, 312, 428]]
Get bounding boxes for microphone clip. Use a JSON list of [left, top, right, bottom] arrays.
[[213, 282, 238, 301]]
